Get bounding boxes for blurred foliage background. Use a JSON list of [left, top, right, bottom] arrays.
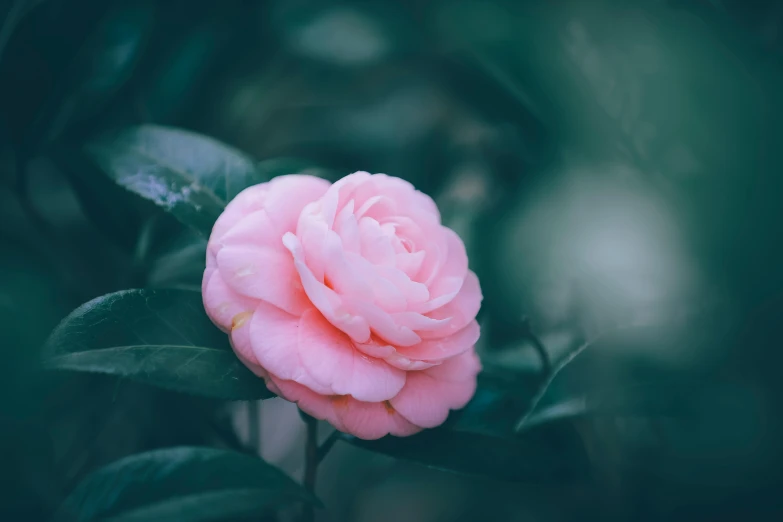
[[2, 0, 783, 520]]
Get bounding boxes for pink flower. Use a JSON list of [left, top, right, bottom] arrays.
[[202, 172, 482, 440]]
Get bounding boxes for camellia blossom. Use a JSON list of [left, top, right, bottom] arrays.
[[202, 172, 482, 439]]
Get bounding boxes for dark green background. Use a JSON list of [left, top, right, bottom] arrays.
[[2, 0, 783, 520]]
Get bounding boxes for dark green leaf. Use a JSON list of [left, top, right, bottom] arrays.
[[48, 145, 148, 255], [85, 125, 263, 235], [342, 426, 588, 483], [43, 289, 272, 400], [515, 322, 729, 431], [146, 227, 206, 290], [51, 446, 319, 522], [444, 370, 540, 437]]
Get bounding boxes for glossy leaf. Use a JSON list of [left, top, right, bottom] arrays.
[[43, 289, 272, 400], [51, 446, 319, 522], [342, 424, 588, 483], [515, 322, 728, 431], [85, 125, 264, 235], [146, 227, 207, 290], [445, 370, 541, 437]]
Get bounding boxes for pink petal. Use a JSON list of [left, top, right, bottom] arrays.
[[229, 310, 263, 373], [267, 376, 347, 433], [263, 175, 330, 233], [342, 296, 420, 347], [334, 200, 360, 254], [333, 398, 421, 440], [297, 309, 406, 402], [202, 269, 259, 332], [371, 173, 440, 223], [209, 184, 270, 249], [323, 232, 374, 302], [416, 228, 469, 313], [355, 194, 396, 221], [374, 265, 429, 305], [217, 210, 283, 252], [421, 270, 482, 339], [395, 250, 425, 278], [353, 337, 397, 358], [248, 302, 331, 395], [390, 311, 450, 333], [319, 172, 371, 227], [296, 211, 329, 280], [342, 252, 407, 312], [390, 350, 481, 429], [358, 217, 396, 266], [395, 320, 480, 362], [269, 377, 421, 440], [284, 232, 372, 343], [217, 244, 307, 315], [384, 353, 439, 371]]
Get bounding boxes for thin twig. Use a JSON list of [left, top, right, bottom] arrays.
[[316, 429, 341, 464], [522, 316, 551, 377], [301, 415, 318, 522], [247, 401, 260, 454]]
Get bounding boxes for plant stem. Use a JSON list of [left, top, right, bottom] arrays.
[[522, 317, 551, 377], [247, 400, 260, 454], [316, 430, 341, 464], [302, 415, 318, 522]]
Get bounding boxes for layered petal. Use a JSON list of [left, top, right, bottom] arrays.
[[217, 244, 307, 315], [297, 309, 406, 402], [390, 349, 481, 428], [203, 171, 483, 440], [421, 270, 482, 339], [202, 269, 258, 332]]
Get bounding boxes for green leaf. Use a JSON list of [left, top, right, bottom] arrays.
[[51, 446, 319, 522], [146, 227, 206, 290], [43, 289, 272, 400], [85, 125, 264, 235], [515, 322, 727, 431], [442, 370, 540, 437], [342, 426, 588, 483]]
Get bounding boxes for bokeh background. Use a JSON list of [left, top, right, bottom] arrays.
[[2, 0, 783, 520]]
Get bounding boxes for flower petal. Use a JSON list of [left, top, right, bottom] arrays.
[[284, 232, 372, 343], [218, 209, 283, 251], [421, 270, 482, 339], [333, 397, 421, 440], [297, 309, 406, 402], [248, 302, 332, 395], [266, 376, 347, 433], [202, 269, 259, 332], [209, 184, 269, 251], [229, 310, 263, 373], [390, 350, 481, 428], [395, 320, 480, 362], [217, 244, 307, 315], [263, 174, 330, 233]]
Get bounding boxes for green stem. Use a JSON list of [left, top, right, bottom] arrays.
[[301, 415, 318, 522], [316, 430, 341, 464], [522, 317, 551, 377], [247, 400, 260, 454]]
